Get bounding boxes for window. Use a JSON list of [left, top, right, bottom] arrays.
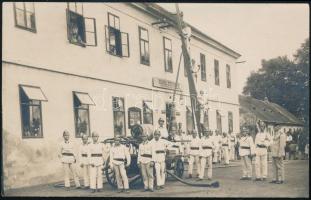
[[105, 13, 129, 57], [112, 97, 126, 136], [66, 3, 97, 47], [139, 27, 150, 65], [226, 64, 231, 88], [13, 2, 36, 32], [200, 53, 206, 81], [216, 110, 222, 133], [186, 106, 194, 133], [163, 37, 173, 72], [228, 111, 233, 134], [214, 59, 220, 86], [19, 85, 48, 138], [204, 111, 209, 129], [73, 92, 95, 138], [128, 107, 142, 128], [143, 101, 153, 124]]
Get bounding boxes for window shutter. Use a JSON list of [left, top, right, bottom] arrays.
[[104, 25, 109, 52], [115, 30, 122, 56], [77, 14, 86, 43], [84, 17, 97, 46], [121, 32, 129, 57], [66, 9, 71, 42]]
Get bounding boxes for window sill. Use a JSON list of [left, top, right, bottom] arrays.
[[107, 51, 123, 58], [15, 25, 37, 33], [141, 61, 150, 66], [22, 136, 43, 139], [69, 41, 86, 48]]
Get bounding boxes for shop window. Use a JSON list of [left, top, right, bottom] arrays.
[[226, 64, 231, 88], [105, 13, 129, 57], [214, 59, 220, 86], [163, 37, 173, 73], [112, 97, 126, 136], [200, 53, 206, 81], [143, 101, 153, 124], [19, 85, 48, 138], [139, 27, 150, 65], [128, 107, 142, 128], [73, 91, 95, 138], [228, 111, 233, 133], [216, 110, 222, 133], [66, 2, 97, 47], [13, 2, 36, 32]]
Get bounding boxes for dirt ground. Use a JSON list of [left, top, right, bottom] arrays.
[[3, 160, 309, 197]]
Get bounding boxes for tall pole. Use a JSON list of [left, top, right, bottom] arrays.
[[174, 3, 201, 137]]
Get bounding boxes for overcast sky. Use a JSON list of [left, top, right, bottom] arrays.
[[158, 3, 309, 94]]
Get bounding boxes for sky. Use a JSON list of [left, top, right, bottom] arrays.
[[158, 3, 309, 94]]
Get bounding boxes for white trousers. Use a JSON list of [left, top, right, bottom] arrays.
[[63, 163, 80, 188], [213, 147, 220, 163], [154, 162, 166, 186], [81, 164, 90, 187], [113, 163, 129, 189], [241, 156, 252, 178], [199, 156, 212, 179], [141, 162, 154, 190], [230, 146, 235, 160], [222, 147, 230, 164], [89, 165, 103, 189], [255, 154, 268, 178], [188, 155, 200, 176]]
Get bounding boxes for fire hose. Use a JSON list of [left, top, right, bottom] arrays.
[[166, 170, 220, 188]]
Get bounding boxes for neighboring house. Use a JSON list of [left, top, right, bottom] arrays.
[[239, 95, 304, 138], [2, 2, 241, 189]]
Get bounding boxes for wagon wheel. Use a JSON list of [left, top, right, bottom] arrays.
[[174, 158, 184, 178], [104, 157, 117, 188]]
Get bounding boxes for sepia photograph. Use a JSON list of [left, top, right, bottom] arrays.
[[1, 2, 309, 198]]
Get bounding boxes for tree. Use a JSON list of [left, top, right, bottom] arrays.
[[243, 38, 309, 126]]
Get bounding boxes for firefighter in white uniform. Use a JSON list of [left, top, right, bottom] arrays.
[[239, 127, 255, 180], [212, 130, 222, 164], [187, 130, 202, 178], [59, 130, 81, 190], [151, 129, 168, 190], [109, 136, 131, 193], [198, 129, 214, 180], [229, 132, 237, 160], [157, 117, 169, 139], [79, 134, 90, 189], [137, 134, 154, 192], [221, 132, 230, 165], [254, 120, 271, 181], [88, 132, 105, 193]]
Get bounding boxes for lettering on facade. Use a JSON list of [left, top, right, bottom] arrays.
[[152, 78, 182, 91]]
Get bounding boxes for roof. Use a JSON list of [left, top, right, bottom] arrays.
[[130, 3, 241, 59], [239, 95, 303, 126]]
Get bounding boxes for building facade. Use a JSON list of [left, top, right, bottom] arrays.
[[2, 2, 241, 189]]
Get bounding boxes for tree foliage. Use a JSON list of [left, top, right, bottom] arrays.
[[243, 38, 309, 126]]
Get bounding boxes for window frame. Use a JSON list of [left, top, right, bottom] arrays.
[[226, 64, 231, 88], [19, 84, 44, 139], [214, 59, 220, 86], [216, 110, 222, 133], [163, 37, 173, 73], [139, 26, 150, 66], [200, 53, 207, 82], [112, 96, 126, 136], [73, 91, 91, 138], [13, 2, 37, 33], [143, 100, 153, 125]]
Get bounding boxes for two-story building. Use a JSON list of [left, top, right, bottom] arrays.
[[2, 2, 241, 189]]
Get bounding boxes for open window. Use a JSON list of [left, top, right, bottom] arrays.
[[105, 13, 129, 57], [163, 37, 173, 73], [214, 59, 220, 86], [226, 64, 231, 88], [200, 53, 207, 81], [143, 101, 153, 124], [216, 110, 222, 133], [66, 3, 97, 47], [19, 85, 48, 138], [73, 91, 95, 138], [228, 111, 233, 133]]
